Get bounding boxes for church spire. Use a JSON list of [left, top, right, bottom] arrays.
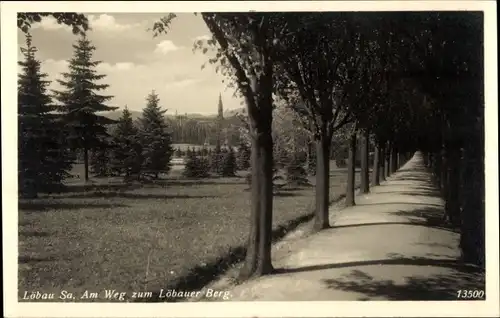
[[217, 93, 224, 120]]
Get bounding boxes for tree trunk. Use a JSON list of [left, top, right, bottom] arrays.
[[360, 130, 370, 193], [440, 147, 448, 196], [313, 134, 331, 231], [345, 132, 357, 207], [388, 143, 394, 175], [379, 145, 386, 182], [372, 142, 380, 186], [239, 125, 274, 279], [445, 144, 461, 227], [83, 147, 89, 182], [384, 142, 390, 178], [460, 142, 485, 268], [390, 146, 398, 174], [433, 149, 442, 188], [238, 64, 274, 279], [399, 152, 405, 167]]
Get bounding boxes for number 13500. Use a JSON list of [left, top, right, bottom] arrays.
[[457, 290, 485, 299]]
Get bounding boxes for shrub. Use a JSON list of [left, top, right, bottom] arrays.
[[183, 152, 210, 178], [285, 158, 310, 186], [221, 147, 237, 177]]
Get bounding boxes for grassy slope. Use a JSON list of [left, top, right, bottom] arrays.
[[18, 164, 359, 301]]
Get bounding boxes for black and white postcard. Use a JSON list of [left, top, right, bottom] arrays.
[[2, 1, 498, 317]]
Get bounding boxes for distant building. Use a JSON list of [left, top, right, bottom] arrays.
[[216, 93, 228, 148]]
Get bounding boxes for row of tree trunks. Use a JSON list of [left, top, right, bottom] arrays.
[[424, 121, 484, 269], [460, 132, 485, 268], [346, 132, 395, 208]]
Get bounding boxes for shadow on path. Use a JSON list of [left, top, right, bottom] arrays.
[[323, 267, 485, 301], [330, 221, 459, 233], [274, 257, 483, 275]]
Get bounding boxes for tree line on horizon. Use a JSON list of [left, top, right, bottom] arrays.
[[18, 11, 485, 279]]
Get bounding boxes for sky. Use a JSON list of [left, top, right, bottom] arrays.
[[17, 13, 244, 115]]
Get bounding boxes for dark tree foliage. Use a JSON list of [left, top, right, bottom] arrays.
[[306, 146, 317, 175], [138, 91, 174, 179], [18, 12, 89, 35], [221, 146, 237, 177], [110, 107, 143, 179], [201, 147, 209, 157], [52, 36, 117, 183], [285, 157, 310, 187], [18, 34, 72, 197], [90, 145, 111, 177], [237, 140, 251, 170], [209, 145, 224, 175], [183, 150, 210, 178], [174, 147, 182, 157]]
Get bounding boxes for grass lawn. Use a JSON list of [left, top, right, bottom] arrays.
[[18, 163, 361, 302]]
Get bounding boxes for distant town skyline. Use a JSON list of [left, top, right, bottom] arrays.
[[16, 13, 244, 115]]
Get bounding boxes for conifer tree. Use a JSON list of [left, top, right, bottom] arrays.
[[221, 146, 237, 177], [138, 90, 173, 179], [175, 147, 182, 157], [90, 145, 111, 177], [183, 148, 210, 178], [236, 140, 251, 170], [110, 107, 143, 179], [18, 33, 72, 197], [52, 35, 117, 183], [209, 144, 223, 174], [201, 147, 208, 157]]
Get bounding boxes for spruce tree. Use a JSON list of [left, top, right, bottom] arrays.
[[175, 147, 182, 157], [201, 147, 208, 157], [90, 145, 111, 177], [221, 146, 237, 177], [18, 33, 72, 197], [236, 140, 251, 170], [183, 148, 210, 178], [52, 35, 117, 183], [209, 144, 223, 174], [138, 90, 173, 179], [110, 107, 143, 179]]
